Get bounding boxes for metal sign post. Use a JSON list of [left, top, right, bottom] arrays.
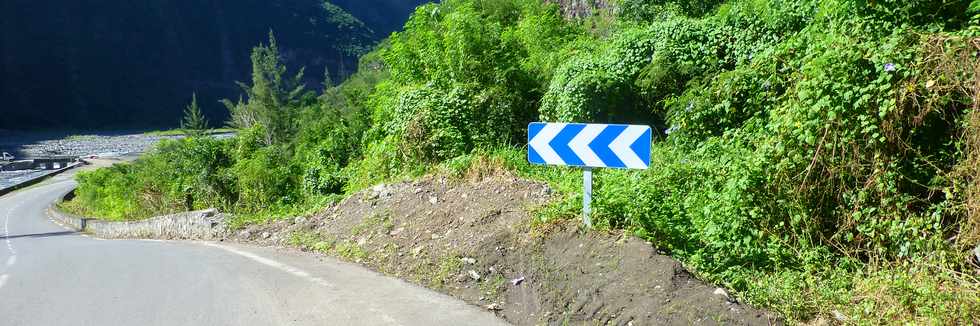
[[582, 167, 593, 228], [527, 122, 652, 228]]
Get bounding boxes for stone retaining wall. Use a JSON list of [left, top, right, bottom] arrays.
[[50, 193, 228, 240]]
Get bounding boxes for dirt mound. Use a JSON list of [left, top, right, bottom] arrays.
[[234, 175, 776, 325]]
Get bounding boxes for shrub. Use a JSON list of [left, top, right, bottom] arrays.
[[233, 145, 298, 212], [73, 137, 236, 220], [74, 165, 142, 220], [294, 108, 365, 195]]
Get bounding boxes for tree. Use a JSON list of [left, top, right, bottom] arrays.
[[222, 32, 307, 145], [322, 66, 334, 90], [180, 93, 209, 137]]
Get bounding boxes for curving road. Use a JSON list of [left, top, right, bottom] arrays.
[[0, 170, 507, 326]]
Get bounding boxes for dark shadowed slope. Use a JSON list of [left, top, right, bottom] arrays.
[[0, 0, 425, 131]]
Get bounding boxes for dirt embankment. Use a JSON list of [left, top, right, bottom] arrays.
[[234, 175, 776, 325]]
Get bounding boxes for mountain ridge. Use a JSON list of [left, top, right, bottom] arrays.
[[0, 0, 426, 131]]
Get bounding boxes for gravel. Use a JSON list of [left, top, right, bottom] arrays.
[[0, 130, 233, 191], [0, 130, 233, 159]]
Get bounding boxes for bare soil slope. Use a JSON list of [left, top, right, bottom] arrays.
[[235, 175, 776, 325]]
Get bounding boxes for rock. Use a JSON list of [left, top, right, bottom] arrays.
[[510, 276, 525, 286], [461, 257, 477, 265], [832, 310, 848, 322], [973, 245, 980, 265], [371, 184, 390, 199], [238, 230, 252, 238], [261, 231, 271, 239], [293, 216, 307, 225], [389, 227, 405, 236], [485, 303, 502, 311], [412, 246, 425, 255], [468, 270, 481, 281], [713, 288, 730, 301], [431, 234, 441, 240], [429, 196, 438, 204], [461, 193, 468, 199]]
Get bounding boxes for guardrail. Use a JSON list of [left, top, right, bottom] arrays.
[[0, 161, 86, 197], [0, 157, 80, 172]]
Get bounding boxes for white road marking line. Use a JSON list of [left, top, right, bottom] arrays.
[[4, 196, 15, 256], [198, 242, 336, 289], [0, 182, 71, 284]]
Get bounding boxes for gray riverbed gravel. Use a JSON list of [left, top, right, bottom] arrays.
[[0, 130, 233, 191], [0, 131, 232, 158]]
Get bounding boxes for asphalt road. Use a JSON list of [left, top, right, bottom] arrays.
[[0, 170, 508, 326]]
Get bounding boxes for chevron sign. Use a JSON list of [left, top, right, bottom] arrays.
[[527, 122, 652, 169]]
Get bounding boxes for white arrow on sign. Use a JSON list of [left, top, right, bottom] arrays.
[[528, 123, 565, 166], [610, 125, 648, 169], [568, 124, 604, 167]]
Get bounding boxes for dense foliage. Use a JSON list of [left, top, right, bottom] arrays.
[[73, 0, 980, 323]]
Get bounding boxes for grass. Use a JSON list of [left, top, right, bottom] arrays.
[[227, 193, 343, 230], [334, 240, 369, 261], [64, 134, 97, 142], [351, 210, 394, 236], [143, 128, 236, 137], [57, 199, 91, 217], [431, 254, 463, 289], [287, 230, 368, 261], [479, 274, 507, 302], [288, 230, 337, 253]]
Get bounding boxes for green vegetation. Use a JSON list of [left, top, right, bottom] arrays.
[[288, 230, 337, 253], [143, 129, 235, 137], [180, 93, 209, 137], [64, 135, 97, 142], [71, 0, 980, 323]]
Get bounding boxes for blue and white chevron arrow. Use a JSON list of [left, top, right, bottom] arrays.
[[527, 122, 652, 169]]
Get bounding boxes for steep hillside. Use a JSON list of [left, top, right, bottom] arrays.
[[0, 0, 424, 131], [331, 0, 434, 38]]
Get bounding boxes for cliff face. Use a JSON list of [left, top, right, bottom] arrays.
[[0, 0, 425, 131], [331, 0, 432, 38]]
